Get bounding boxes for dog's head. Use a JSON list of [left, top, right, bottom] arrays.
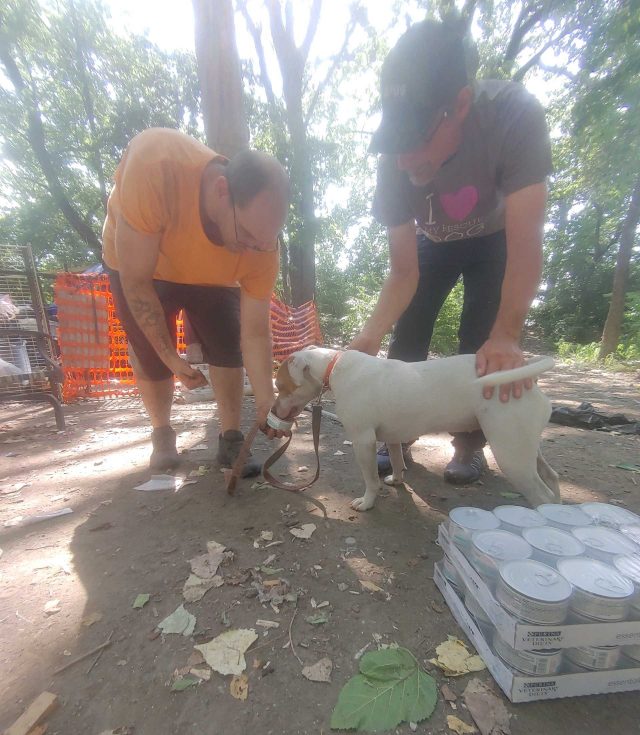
[[272, 346, 331, 421]]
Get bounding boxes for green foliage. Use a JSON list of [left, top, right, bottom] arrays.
[[0, 0, 201, 270], [330, 647, 437, 732]]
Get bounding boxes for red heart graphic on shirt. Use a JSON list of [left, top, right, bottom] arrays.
[[440, 186, 479, 221]]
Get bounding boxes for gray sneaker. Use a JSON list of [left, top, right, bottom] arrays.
[[150, 426, 180, 471], [444, 449, 487, 485], [217, 429, 261, 478]]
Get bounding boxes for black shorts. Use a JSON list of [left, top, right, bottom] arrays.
[[108, 269, 242, 381]]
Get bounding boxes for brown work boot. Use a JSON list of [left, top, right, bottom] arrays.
[[150, 426, 180, 471], [217, 429, 261, 478]]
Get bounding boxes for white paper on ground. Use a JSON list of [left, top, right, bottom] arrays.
[[134, 474, 185, 492]]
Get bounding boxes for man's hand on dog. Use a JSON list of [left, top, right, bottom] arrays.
[[476, 335, 533, 401]]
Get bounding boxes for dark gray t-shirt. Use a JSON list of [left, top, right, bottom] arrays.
[[372, 80, 553, 242]]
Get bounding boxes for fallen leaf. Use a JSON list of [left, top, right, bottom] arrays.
[[190, 541, 227, 579], [194, 629, 258, 675], [463, 679, 511, 735], [334, 450, 345, 456], [441, 684, 458, 702], [360, 580, 383, 593], [302, 657, 333, 682], [331, 647, 437, 732], [82, 611, 103, 626], [290, 523, 317, 539], [132, 593, 150, 609], [230, 673, 249, 700], [306, 612, 330, 625], [171, 674, 200, 692], [447, 714, 477, 734], [429, 637, 486, 677], [182, 573, 222, 602], [158, 604, 196, 636], [190, 667, 211, 680], [260, 530, 274, 541]]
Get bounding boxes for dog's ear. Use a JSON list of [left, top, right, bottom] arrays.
[[287, 351, 311, 386]]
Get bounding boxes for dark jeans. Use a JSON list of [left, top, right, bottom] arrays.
[[388, 231, 507, 453]]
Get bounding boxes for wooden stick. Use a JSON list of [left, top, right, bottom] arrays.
[[53, 632, 114, 675], [86, 630, 114, 674], [4, 692, 58, 735], [288, 607, 303, 666]]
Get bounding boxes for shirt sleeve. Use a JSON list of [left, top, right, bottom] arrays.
[[498, 90, 553, 196], [238, 251, 280, 301], [371, 154, 415, 227], [114, 135, 168, 235]]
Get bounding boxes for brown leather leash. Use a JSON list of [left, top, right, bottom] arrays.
[[225, 352, 341, 518]]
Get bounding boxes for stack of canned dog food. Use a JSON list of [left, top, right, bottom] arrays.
[[442, 502, 640, 677]]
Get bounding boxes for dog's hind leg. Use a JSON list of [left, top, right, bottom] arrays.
[[383, 443, 406, 487], [350, 430, 381, 512]]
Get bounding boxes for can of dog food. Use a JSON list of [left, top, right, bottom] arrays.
[[448, 507, 500, 552], [621, 644, 640, 666], [536, 504, 593, 532], [469, 530, 532, 581], [612, 555, 640, 618], [493, 631, 563, 676], [493, 505, 546, 535], [522, 526, 585, 568], [565, 644, 621, 671], [443, 553, 463, 591], [266, 410, 294, 432], [571, 526, 638, 564], [557, 558, 635, 621], [618, 525, 640, 548], [580, 502, 640, 529], [496, 559, 572, 625]]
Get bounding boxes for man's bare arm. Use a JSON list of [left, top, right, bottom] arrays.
[[115, 214, 205, 388]]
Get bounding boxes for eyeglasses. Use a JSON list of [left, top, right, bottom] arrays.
[[421, 109, 449, 145], [229, 189, 280, 253]]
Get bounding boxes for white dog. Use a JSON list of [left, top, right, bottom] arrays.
[[272, 347, 560, 511]]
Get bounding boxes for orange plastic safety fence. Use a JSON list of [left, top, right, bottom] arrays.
[[54, 274, 321, 401]]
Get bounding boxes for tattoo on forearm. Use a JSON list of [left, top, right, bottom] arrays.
[[128, 294, 174, 359]]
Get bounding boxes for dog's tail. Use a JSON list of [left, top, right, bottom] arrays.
[[474, 356, 555, 388]]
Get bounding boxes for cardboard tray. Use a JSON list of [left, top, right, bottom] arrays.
[[434, 562, 640, 702], [438, 523, 640, 650]]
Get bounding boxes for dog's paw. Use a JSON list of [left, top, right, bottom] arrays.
[[350, 495, 376, 512], [383, 473, 404, 486]]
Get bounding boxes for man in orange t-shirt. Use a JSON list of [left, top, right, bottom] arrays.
[[102, 128, 290, 474]]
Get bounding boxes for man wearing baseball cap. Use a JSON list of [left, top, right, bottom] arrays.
[[350, 18, 553, 484]]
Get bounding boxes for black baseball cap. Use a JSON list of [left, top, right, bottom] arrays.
[[370, 19, 469, 155]]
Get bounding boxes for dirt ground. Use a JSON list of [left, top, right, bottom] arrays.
[[1, 362, 639, 735]]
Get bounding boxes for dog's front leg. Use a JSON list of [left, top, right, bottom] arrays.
[[383, 443, 406, 487], [350, 433, 380, 511]]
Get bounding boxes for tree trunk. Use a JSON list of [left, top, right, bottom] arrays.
[[598, 174, 640, 359], [192, 0, 249, 157]]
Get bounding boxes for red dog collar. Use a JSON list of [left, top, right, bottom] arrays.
[[322, 352, 341, 390]]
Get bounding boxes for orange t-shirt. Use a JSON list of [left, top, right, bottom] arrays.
[[102, 128, 278, 300]]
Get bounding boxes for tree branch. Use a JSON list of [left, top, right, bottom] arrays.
[[504, 2, 547, 64], [304, 8, 358, 127], [237, 0, 279, 118], [300, 0, 322, 64], [512, 26, 571, 82]]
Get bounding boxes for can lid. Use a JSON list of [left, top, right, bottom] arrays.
[[493, 505, 546, 529], [522, 526, 585, 557], [619, 525, 640, 548], [537, 504, 592, 527], [580, 502, 640, 528], [612, 554, 640, 585], [449, 507, 500, 532], [471, 529, 532, 561], [572, 526, 638, 556], [499, 559, 572, 602], [557, 558, 635, 598]]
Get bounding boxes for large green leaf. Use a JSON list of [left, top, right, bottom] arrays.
[[330, 648, 437, 733]]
